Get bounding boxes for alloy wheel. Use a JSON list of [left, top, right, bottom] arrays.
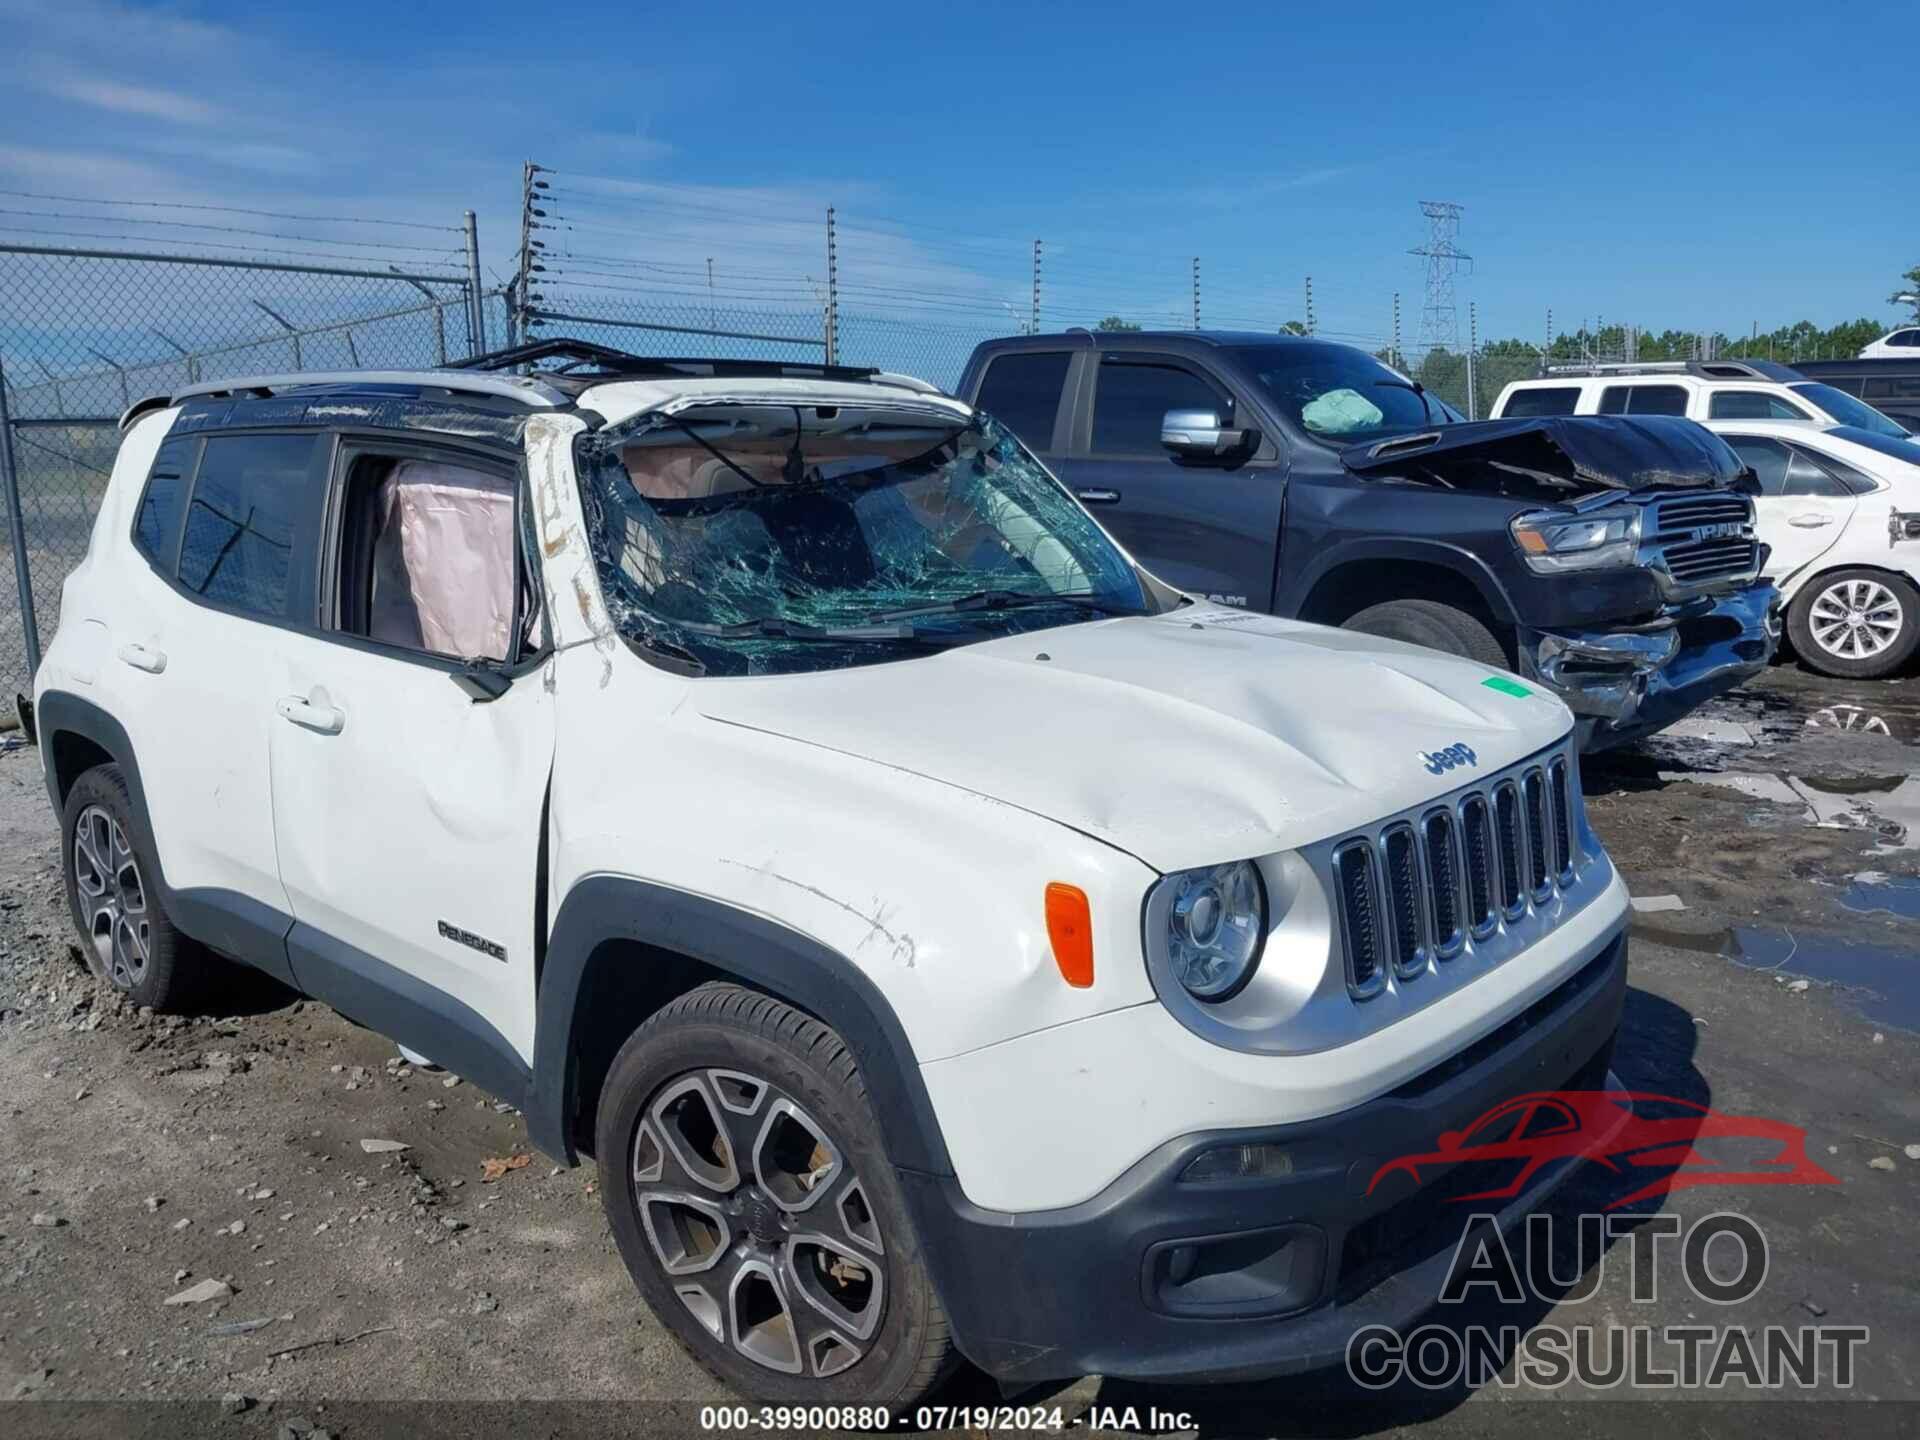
[[1807, 578, 1904, 659], [634, 1069, 885, 1380], [72, 804, 150, 990]]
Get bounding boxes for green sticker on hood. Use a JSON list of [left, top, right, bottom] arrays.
[[1482, 675, 1533, 698]]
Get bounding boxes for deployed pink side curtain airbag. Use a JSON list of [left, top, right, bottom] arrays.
[[368, 460, 515, 661]]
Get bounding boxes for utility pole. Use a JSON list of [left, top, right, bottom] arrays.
[[462, 210, 486, 354], [707, 257, 715, 333], [1304, 275, 1315, 336], [1392, 292, 1402, 368], [1031, 239, 1042, 335], [1192, 257, 1201, 330], [1467, 301, 1478, 420], [824, 206, 839, 364], [1545, 307, 1553, 369]]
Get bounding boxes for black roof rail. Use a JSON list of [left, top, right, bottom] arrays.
[[445, 338, 882, 383]]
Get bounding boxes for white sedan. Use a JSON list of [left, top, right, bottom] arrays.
[[1706, 419, 1920, 677]]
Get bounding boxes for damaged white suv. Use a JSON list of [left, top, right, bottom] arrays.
[[29, 341, 1631, 1405]]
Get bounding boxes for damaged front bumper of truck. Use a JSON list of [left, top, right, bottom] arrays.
[[1523, 582, 1780, 752]]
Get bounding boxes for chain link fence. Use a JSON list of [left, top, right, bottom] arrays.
[[0, 244, 494, 699]]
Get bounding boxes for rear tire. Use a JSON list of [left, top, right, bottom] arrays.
[[1787, 569, 1920, 679], [595, 982, 958, 1407], [60, 763, 205, 1011], [1343, 598, 1512, 669]]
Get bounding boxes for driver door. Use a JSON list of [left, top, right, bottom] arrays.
[[267, 434, 553, 1077]]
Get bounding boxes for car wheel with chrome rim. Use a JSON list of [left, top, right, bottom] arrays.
[[1788, 568, 1920, 679]]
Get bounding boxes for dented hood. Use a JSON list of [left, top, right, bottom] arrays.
[[692, 608, 1573, 871], [1341, 415, 1748, 497]]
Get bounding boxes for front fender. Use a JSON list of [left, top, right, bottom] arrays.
[[528, 875, 954, 1173]]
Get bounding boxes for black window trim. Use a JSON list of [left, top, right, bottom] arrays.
[[1078, 350, 1254, 463], [130, 420, 544, 676]]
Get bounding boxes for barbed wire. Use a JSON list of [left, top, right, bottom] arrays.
[[0, 189, 462, 232]]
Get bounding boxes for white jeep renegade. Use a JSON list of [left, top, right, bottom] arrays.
[[29, 340, 1631, 1405]]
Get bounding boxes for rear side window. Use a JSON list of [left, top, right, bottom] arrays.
[[1708, 390, 1811, 421], [133, 435, 195, 567], [1783, 447, 1853, 498], [178, 433, 323, 620], [1598, 384, 1689, 416], [1726, 437, 1790, 495], [1090, 357, 1228, 456], [973, 352, 1071, 452], [1499, 387, 1579, 417], [1892, 330, 1920, 348]]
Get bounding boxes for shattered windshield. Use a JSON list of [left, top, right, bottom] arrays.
[[578, 406, 1152, 676], [1233, 342, 1460, 442]]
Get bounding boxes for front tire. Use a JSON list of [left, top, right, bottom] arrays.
[[595, 982, 957, 1406], [1788, 569, 1920, 679], [60, 763, 204, 1010], [1342, 597, 1512, 669]]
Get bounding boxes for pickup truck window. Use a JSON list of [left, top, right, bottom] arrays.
[[1789, 383, 1906, 438], [1501, 387, 1580, 417], [1090, 357, 1228, 456], [1597, 385, 1688, 416], [974, 351, 1071, 452], [1232, 342, 1451, 441]]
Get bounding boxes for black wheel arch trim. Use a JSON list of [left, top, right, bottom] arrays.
[[528, 874, 954, 1177], [1282, 537, 1520, 626]]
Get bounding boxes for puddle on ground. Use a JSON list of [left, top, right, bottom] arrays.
[[1841, 874, 1920, 922], [1652, 768, 1920, 852], [1633, 919, 1919, 1032]]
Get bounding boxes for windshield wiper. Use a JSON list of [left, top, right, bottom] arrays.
[[858, 588, 1153, 624], [680, 616, 975, 647]]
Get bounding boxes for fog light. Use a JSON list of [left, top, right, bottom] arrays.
[[1182, 1143, 1294, 1182]]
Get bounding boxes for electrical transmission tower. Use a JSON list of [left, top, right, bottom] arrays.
[[1410, 200, 1472, 355]]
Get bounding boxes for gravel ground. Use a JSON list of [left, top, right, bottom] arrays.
[[0, 664, 1916, 1437]]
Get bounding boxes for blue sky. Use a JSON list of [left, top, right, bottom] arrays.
[[1, 0, 1915, 349]]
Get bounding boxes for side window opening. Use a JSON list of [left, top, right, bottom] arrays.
[[1708, 391, 1811, 421], [974, 351, 1071, 453], [1782, 447, 1852, 498], [133, 434, 197, 571], [177, 432, 322, 620], [1726, 437, 1790, 495], [1599, 384, 1689, 417], [334, 450, 520, 664], [1090, 357, 1230, 457], [1499, 386, 1580, 418]]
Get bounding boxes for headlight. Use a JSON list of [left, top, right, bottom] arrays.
[[1150, 860, 1266, 1001], [1510, 507, 1640, 573]]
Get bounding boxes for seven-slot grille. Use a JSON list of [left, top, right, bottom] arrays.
[[1333, 753, 1581, 998], [1643, 493, 1760, 590]]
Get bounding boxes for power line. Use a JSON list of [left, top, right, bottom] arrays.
[[0, 189, 460, 232]]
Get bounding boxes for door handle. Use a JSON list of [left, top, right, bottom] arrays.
[[1075, 488, 1121, 504], [276, 696, 345, 735], [116, 642, 166, 674], [1787, 513, 1834, 528]]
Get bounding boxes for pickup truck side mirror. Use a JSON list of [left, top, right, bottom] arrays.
[[1161, 408, 1256, 460]]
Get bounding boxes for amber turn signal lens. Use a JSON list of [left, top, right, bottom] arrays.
[[1045, 882, 1094, 988]]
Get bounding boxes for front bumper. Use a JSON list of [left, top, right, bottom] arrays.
[[899, 930, 1628, 1385], [1521, 582, 1779, 752]]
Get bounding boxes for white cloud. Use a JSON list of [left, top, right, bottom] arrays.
[[43, 76, 219, 125]]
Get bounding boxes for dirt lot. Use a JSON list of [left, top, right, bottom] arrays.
[[1, 663, 1917, 1438]]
